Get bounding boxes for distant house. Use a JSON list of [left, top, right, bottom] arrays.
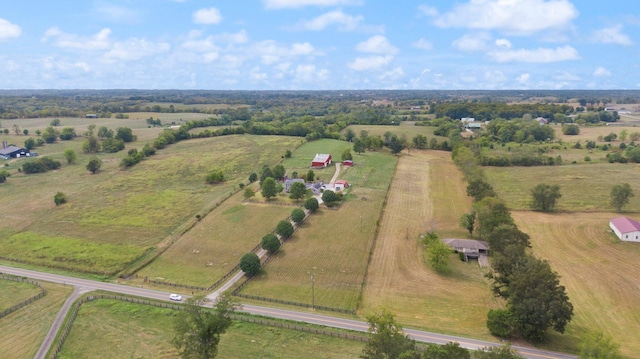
[[334, 180, 348, 191], [460, 117, 475, 123], [284, 178, 305, 193], [343, 160, 353, 166], [443, 238, 489, 260], [535, 117, 549, 125], [0, 142, 30, 160], [307, 182, 324, 195], [311, 154, 332, 168], [466, 122, 482, 129], [610, 217, 640, 242], [85, 114, 98, 119]]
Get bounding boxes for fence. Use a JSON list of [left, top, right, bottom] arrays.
[[0, 274, 47, 319], [0, 255, 118, 277]]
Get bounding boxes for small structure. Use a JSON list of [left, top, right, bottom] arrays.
[[460, 117, 475, 123], [0, 142, 30, 160], [443, 238, 489, 260], [311, 154, 332, 168], [284, 178, 305, 193], [343, 160, 353, 166], [610, 217, 640, 242], [307, 182, 323, 195], [535, 117, 548, 125], [466, 122, 482, 129], [334, 180, 348, 191], [85, 114, 98, 119]]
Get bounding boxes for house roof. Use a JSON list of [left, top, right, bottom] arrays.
[[610, 217, 640, 233], [335, 180, 348, 185], [312, 154, 331, 163], [285, 178, 305, 185], [443, 238, 489, 251], [0, 146, 26, 156]]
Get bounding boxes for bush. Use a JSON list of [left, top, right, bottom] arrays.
[[487, 309, 514, 337], [0, 169, 9, 183], [291, 208, 305, 224], [54, 192, 67, 206], [304, 197, 319, 213], [239, 252, 261, 277], [86, 158, 103, 174], [206, 169, 225, 184], [102, 138, 125, 153], [276, 220, 294, 239], [22, 157, 61, 174], [561, 124, 580, 135], [261, 233, 281, 253]]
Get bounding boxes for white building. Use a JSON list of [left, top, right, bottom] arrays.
[[610, 217, 640, 242]]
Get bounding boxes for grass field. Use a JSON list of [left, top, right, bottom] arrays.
[[361, 150, 500, 339], [239, 148, 397, 310], [0, 134, 300, 275], [281, 138, 350, 183], [512, 211, 640, 357], [484, 163, 640, 212], [345, 123, 449, 142], [56, 299, 364, 359], [0, 281, 73, 359], [0, 278, 41, 311]]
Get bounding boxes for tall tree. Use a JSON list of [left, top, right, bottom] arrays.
[[289, 182, 307, 201], [261, 177, 277, 199], [63, 148, 77, 164], [530, 184, 561, 212], [473, 197, 513, 239], [361, 309, 415, 359], [272, 164, 286, 180], [172, 295, 237, 359], [239, 253, 261, 277], [610, 183, 634, 213], [261, 233, 281, 254], [466, 179, 496, 202], [388, 135, 405, 155], [427, 238, 451, 273], [276, 220, 294, 239], [353, 139, 366, 154], [460, 212, 475, 237]]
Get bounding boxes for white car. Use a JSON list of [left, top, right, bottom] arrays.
[[169, 294, 182, 301]]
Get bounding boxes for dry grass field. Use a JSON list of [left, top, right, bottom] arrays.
[[361, 150, 500, 339], [484, 163, 640, 212], [0, 281, 73, 359], [239, 150, 397, 310], [0, 279, 41, 311], [57, 299, 363, 358], [555, 124, 640, 143], [512, 211, 640, 357], [346, 123, 448, 142]]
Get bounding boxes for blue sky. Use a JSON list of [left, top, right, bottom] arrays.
[[0, 0, 638, 90]]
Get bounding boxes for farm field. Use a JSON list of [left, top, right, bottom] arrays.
[[554, 124, 639, 143], [346, 123, 448, 142], [56, 299, 364, 359], [512, 211, 640, 357], [281, 138, 351, 183], [484, 163, 640, 212], [0, 278, 41, 311], [0, 281, 73, 359], [361, 150, 500, 339], [239, 149, 398, 311], [0, 134, 300, 275]]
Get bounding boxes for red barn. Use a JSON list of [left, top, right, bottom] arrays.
[[334, 180, 348, 191], [311, 154, 332, 168], [342, 160, 353, 166]]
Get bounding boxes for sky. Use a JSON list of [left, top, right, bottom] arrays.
[[0, 0, 638, 90]]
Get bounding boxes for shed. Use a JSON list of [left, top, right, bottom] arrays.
[[0, 143, 30, 160], [443, 238, 489, 259], [334, 180, 348, 191], [311, 154, 332, 168], [85, 114, 98, 118], [610, 217, 640, 242], [343, 160, 353, 166]]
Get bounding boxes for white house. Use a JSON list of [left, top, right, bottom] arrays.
[[609, 217, 640, 242], [460, 117, 475, 123]]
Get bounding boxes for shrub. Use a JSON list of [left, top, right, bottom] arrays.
[[205, 169, 225, 184], [561, 124, 580, 135], [0, 169, 9, 183], [239, 252, 261, 277], [54, 192, 67, 206], [486, 309, 514, 337], [261, 233, 281, 254]]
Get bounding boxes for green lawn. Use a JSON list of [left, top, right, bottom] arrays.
[[0, 278, 41, 311]]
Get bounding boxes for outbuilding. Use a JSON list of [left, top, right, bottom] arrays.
[[0, 142, 30, 160], [610, 217, 640, 242], [443, 238, 489, 259], [334, 180, 348, 191], [311, 153, 332, 168], [343, 160, 353, 166]]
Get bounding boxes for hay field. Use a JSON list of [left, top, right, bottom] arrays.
[[57, 299, 363, 359], [555, 124, 638, 143], [484, 163, 640, 212], [240, 151, 397, 310], [346, 123, 448, 141], [0, 279, 41, 311], [0, 281, 73, 359], [513, 211, 640, 357], [361, 150, 500, 339], [0, 135, 299, 275]]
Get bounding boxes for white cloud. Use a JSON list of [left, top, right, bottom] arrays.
[[495, 38, 512, 48], [348, 55, 393, 71], [453, 33, 491, 52], [181, 30, 248, 53], [94, 4, 140, 23], [42, 28, 112, 50], [380, 66, 404, 80], [263, 0, 363, 9], [413, 38, 433, 50], [484, 70, 506, 83], [355, 35, 398, 54], [434, 0, 578, 34], [592, 25, 632, 46], [418, 5, 438, 17], [193, 7, 222, 25], [516, 73, 530, 84], [301, 9, 363, 31], [593, 66, 611, 77], [105, 38, 171, 61], [0, 19, 21, 40], [489, 45, 579, 63], [253, 40, 317, 65], [294, 64, 330, 82]]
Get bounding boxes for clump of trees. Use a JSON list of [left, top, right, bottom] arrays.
[[530, 184, 561, 212], [22, 157, 61, 174], [205, 169, 225, 184]]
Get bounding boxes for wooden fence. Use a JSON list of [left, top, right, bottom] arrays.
[[0, 274, 47, 319]]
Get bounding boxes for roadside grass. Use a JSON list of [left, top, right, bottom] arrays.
[[512, 211, 640, 357], [0, 135, 300, 275], [484, 163, 640, 212], [240, 150, 397, 310], [56, 299, 364, 359], [0, 281, 73, 359], [361, 150, 499, 340], [0, 279, 41, 311]]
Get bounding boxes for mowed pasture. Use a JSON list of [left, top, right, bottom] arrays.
[[281, 138, 350, 182], [512, 211, 640, 357], [239, 150, 398, 310], [57, 299, 363, 359], [554, 124, 638, 143], [0, 278, 41, 311], [0, 134, 299, 275], [484, 163, 640, 212], [361, 150, 500, 340], [0, 281, 73, 359], [346, 123, 449, 142]]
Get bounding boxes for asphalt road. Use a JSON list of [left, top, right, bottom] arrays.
[[0, 265, 577, 359]]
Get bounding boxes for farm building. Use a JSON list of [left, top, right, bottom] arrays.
[[443, 238, 489, 260], [85, 114, 98, 118], [0, 142, 31, 160], [535, 117, 549, 125], [311, 154, 332, 168], [610, 217, 640, 242], [343, 160, 353, 166], [334, 180, 348, 191], [284, 178, 305, 193]]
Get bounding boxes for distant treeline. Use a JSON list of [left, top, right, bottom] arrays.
[[429, 102, 574, 120]]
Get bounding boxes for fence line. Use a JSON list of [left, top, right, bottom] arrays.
[[0, 255, 117, 277], [0, 274, 47, 319]]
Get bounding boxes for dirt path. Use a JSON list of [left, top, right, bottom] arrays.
[[329, 162, 341, 185]]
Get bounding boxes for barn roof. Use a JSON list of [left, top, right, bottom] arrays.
[[443, 238, 489, 251], [610, 217, 640, 233], [0, 146, 26, 156], [312, 153, 331, 163], [335, 180, 348, 185]]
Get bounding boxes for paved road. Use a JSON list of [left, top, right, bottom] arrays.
[[0, 265, 576, 359]]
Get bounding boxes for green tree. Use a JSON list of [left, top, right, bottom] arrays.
[[426, 238, 450, 273], [361, 309, 415, 359], [619, 129, 628, 142], [23, 128, 29, 136], [59, 127, 76, 140], [12, 124, 20, 135], [276, 220, 294, 239], [243, 187, 255, 200], [284, 149, 292, 158], [321, 190, 337, 204], [54, 192, 67, 206], [579, 331, 623, 359], [610, 183, 634, 213], [41, 126, 59, 143], [353, 138, 366, 154], [422, 342, 470, 359], [412, 134, 428, 150], [306, 170, 315, 182], [345, 128, 356, 142], [288, 182, 307, 202], [172, 294, 237, 359], [82, 136, 100, 153], [205, 169, 225, 184], [530, 184, 561, 212], [97, 126, 114, 139], [474, 197, 514, 239], [86, 124, 96, 137], [50, 118, 61, 126], [24, 137, 36, 150], [460, 212, 475, 236], [273, 164, 286, 180], [341, 148, 353, 161], [466, 179, 496, 202], [259, 165, 274, 183], [486, 309, 514, 338], [562, 124, 580, 135], [261, 233, 281, 254], [261, 177, 277, 199], [304, 197, 319, 213], [239, 252, 261, 277], [115, 127, 135, 142], [86, 158, 102, 174], [102, 137, 125, 153], [388, 135, 405, 155], [0, 169, 9, 183], [291, 208, 305, 224], [248, 172, 258, 183], [63, 148, 77, 164]]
